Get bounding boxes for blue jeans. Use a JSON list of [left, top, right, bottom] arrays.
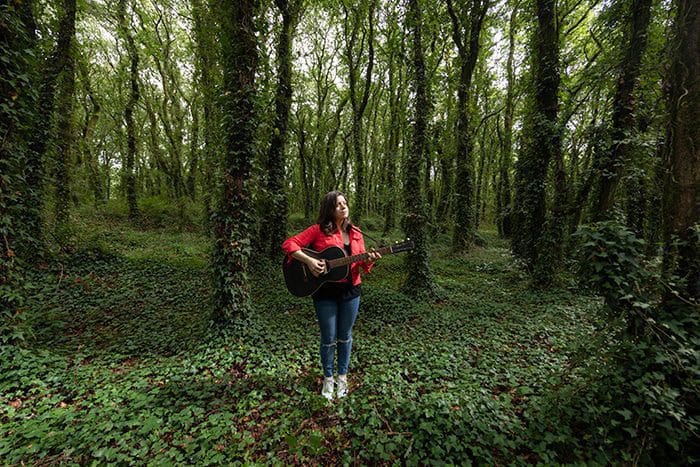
[[314, 296, 360, 378]]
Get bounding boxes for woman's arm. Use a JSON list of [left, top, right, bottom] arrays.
[[282, 225, 326, 276], [291, 250, 326, 276]]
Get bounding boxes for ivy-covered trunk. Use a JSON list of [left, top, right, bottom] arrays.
[[446, 0, 489, 252], [53, 0, 76, 235], [592, 0, 653, 219], [191, 0, 220, 230], [342, 0, 374, 224], [25, 0, 76, 256], [260, 0, 300, 259], [403, 0, 437, 299], [212, 0, 259, 323], [382, 26, 404, 236], [117, 0, 140, 220], [77, 57, 103, 208], [662, 0, 699, 306], [512, 0, 560, 285], [497, 0, 518, 238], [1, 0, 38, 343]]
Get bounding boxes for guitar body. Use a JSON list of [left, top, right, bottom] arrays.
[[282, 238, 414, 297], [283, 246, 350, 297]]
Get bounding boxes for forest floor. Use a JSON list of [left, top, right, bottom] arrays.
[[0, 217, 608, 465]]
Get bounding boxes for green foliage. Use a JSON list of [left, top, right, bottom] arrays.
[[574, 220, 649, 316], [138, 196, 203, 230], [1, 224, 631, 464], [1, 1, 40, 344], [557, 221, 700, 463]]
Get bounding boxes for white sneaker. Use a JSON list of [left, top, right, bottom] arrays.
[[321, 377, 335, 400], [337, 375, 348, 398]]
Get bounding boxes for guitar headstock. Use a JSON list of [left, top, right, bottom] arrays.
[[390, 238, 415, 253]]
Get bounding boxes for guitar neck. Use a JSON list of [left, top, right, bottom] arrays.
[[327, 245, 395, 268]]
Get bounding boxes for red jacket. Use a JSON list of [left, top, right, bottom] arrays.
[[281, 224, 373, 286]]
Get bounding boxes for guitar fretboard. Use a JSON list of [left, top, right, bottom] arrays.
[[327, 245, 395, 268]]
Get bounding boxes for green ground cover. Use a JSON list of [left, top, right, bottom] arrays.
[[0, 220, 609, 465]]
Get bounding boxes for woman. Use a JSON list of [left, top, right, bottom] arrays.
[[282, 191, 381, 400]]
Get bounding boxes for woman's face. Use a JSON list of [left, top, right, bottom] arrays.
[[334, 195, 349, 222]]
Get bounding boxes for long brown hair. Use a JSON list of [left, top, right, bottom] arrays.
[[317, 191, 352, 235]]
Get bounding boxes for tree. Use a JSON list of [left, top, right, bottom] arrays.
[[25, 0, 77, 253], [53, 0, 77, 236], [592, 0, 654, 219], [403, 0, 438, 298], [1, 0, 38, 342], [191, 0, 221, 227], [445, 0, 490, 252], [341, 0, 374, 223], [662, 0, 699, 306], [117, 0, 140, 220], [212, 0, 259, 322], [76, 54, 103, 207], [496, 0, 520, 238], [260, 0, 303, 259], [512, 0, 561, 285]]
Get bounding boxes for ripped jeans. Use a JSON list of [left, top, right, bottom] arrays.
[[313, 296, 360, 378]]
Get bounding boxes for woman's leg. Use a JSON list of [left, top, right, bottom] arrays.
[[336, 296, 360, 376], [314, 299, 338, 378]]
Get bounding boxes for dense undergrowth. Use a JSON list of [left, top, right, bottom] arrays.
[[0, 216, 690, 464]]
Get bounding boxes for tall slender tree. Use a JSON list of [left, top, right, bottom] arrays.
[[512, 0, 561, 285], [403, 0, 438, 298], [76, 56, 103, 207], [191, 0, 221, 228], [445, 0, 490, 252], [25, 0, 77, 253], [53, 0, 77, 233], [1, 0, 38, 341], [117, 0, 140, 220], [212, 0, 259, 322], [382, 9, 405, 236], [592, 0, 654, 219], [662, 0, 699, 306], [260, 0, 302, 259], [496, 0, 520, 238], [341, 0, 374, 223]]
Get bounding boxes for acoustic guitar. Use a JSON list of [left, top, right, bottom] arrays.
[[282, 239, 415, 297]]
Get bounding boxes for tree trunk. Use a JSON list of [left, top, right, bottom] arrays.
[[53, 0, 76, 233], [191, 0, 220, 230], [592, 0, 654, 219], [212, 0, 259, 323], [497, 0, 519, 238], [342, 0, 374, 223], [446, 0, 490, 252], [294, 111, 312, 220], [474, 123, 488, 229], [187, 101, 199, 201], [1, 0, 37, 341], [435, 87, 455, 228], [25, 0, 76, 253], [117, 0, 140, 220], [662, 0, 700, 306], [382, 30, 405, 236], [403, 0, 437, 298], [260, 0, 300, 258], [77, 57, 103, 207], [512, 0, 560, 286]]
